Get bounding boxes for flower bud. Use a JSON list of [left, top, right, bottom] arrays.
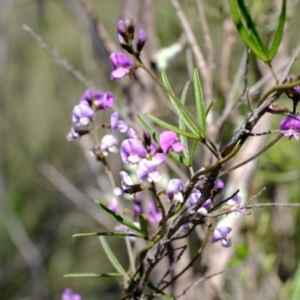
[[137, 28, 146, 53]]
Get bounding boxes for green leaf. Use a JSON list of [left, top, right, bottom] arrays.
[[138, 215, 149, 239], [146, 281, 174, 299], [72, 232, 145, 239], [64, 273, 124, 278], [187, 139, 198, 166], [237, 0, 266, 54], [193, 68, 206, 132], [180, 81, 190, 161], [95, 201, 143, 234], [169, 151, 190, 166], [146, 114, 200, 140], [291, 261, 300, 300], [99, 236, 126, 274], [161, 72, 202, 136], [137, 115, 159, 142], [205, 100, 215, 117], [267, 0, 286, 61], [230, 0, 268, 61]]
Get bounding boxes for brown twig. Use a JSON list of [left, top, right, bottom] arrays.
[[169, 0, 212, 105], [22, 24, 96, 89]]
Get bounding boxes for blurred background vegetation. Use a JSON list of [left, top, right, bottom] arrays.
[[1, 0, 300, 299]]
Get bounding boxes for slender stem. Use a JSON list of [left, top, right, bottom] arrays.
[[267, 61, 278, 83], [160, 224, 212, 290], [151, 182, 167, 235], [91, 120, 136, 277], [220, 134, 283, 176]]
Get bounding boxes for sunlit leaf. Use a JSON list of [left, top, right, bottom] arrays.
[[64, 273, 124, 278], [146, 281, 174, 299], [179, 81, 191, 161], [169, 151, 190, 166], [236, 0, 266, 54], [146, 114, 200, 140], [138, 215, 149, 239], [193, 68, 206, 132], [99, 236, 126, 275], [267, 0, 286, 61], [72, 232, 145, 239], [230, 0, 268, 61], [161, 71, 201, 135], [137, 115, 159, 142], [205, 100, 215, 117], [95, 201, 143, 234]]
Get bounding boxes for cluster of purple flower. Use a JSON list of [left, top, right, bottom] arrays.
[[109, 18, 146, 80], [67, 89, 129, 161]]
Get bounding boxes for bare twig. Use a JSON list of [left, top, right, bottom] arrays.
[[22, 24, 96, 89], [194, 0, 214, 73], [176, 263, 244, 298], [78, 0, 117, 54], [170, 0, 212, 105]]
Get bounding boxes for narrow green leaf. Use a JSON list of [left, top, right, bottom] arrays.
[[267, 0, 286, 61], [193, 68, 206, 132], [237, 0, 266, 54], [138, 215, 149, 239], [146, 281, 174, 299], [169, 151, 190, 166], [291, 261, 300, 300], [72, 232, 145, 239], [99, 236, 125, 274], [161, 72, 202, 136], [205, 100, 215, 117], [188, 139, 198, 166], [161, 70, 176, 97], [95, 201, 143, 234], [180, 81, 190, 161], [64, 273, 123, 278], [230, 0, 268, 61], [146, 114, 200, 140], [137, 115, 159, 142]]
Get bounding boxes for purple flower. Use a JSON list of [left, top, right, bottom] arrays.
[[133, 194, 143, 215], [166, 179, 184, 203], [66, 127, 80, 141], [148, 201, 162, 223], [94, 92, 115, 110], [108, 198, 118, 214], [61, 288, 81, 300], [215, 179, 225, 193], [128, 128, 138, 139], [188, 190, 201, 206], [136, 154, 165, 183], [110, 112, 128, 133], [114, 171, 134, 196], [137, 28, 146, 52], [72, 103, 94, 126], [198, 199, 213, 214], [114, 171, 143, 195], [100, 135, 118, 156], [227, 193, 246, 215], [279, 115, 300, 140], [160, 131, 185, 154], [117, 19, 127, 35], [212, 227, 232, 248], [294, 86, 300, 96], [80, 89, 94, 105], [188, 190, 212, 214], [110, 52, 133, 80], [120, 139, 147, 164]]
